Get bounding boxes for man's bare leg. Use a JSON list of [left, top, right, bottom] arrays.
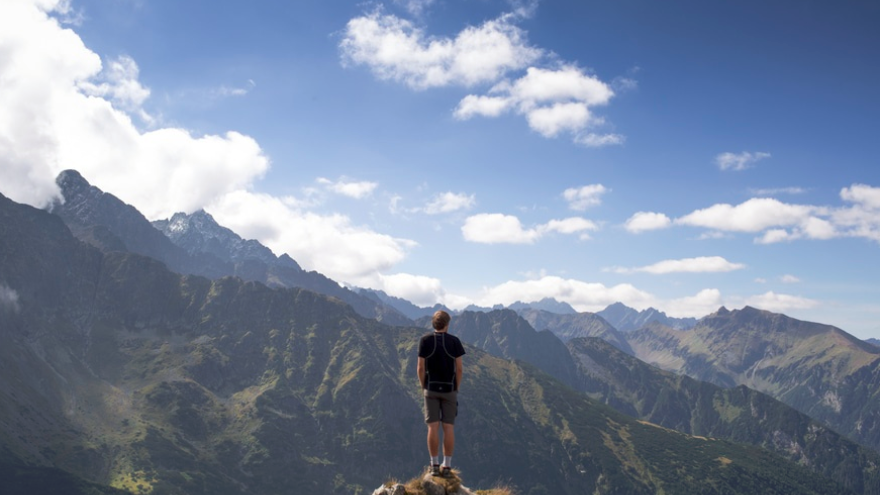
[[427, 422, 441, 458], [442, 422, 455, 468]]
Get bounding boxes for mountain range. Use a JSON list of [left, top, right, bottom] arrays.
[[1, 190, 860, 494], [3, 170, 880, 493], [51, 170, 411, 327]]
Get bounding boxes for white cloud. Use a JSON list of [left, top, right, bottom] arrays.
[[341, 7, 621, 146], [340, 10, 542, 90], [457, 65, 617, 142], [781, 274, 801, 283], [624, 211, 672, 233], [749, 186, 807, 196], [208, 191, 415, 285], [836, 184, 880, 242], [317, 177, 378, 199], [454, 94, 512, 119], [0, 283, 21, 313], [563, 184, 607, 211], [610, 256, 745, 275], [575, 133, 625, 148], [542, 217, 598, 239], [394, 0, 436, 17], [422, 191, 476, 214], [841, 183, 880, 210], [376, 272, 444, 307], [461, 213, 597, 244], [715, 151, 771, 171], [676, 198, 820, 233], [665, 289, 724, 318], [525, 101, 590, 137], [476, 275, 656, 313], [210, 79, 256, 98], [0, 0, 270, 219], [461, 213, 540, 244], [744, 291, 818, 313], [78, 55, 153, 124]]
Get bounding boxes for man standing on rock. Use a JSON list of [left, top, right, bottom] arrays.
[[418, 310, 465, 478]]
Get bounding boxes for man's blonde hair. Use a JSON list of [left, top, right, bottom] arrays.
[[432, 310, 451, 331]]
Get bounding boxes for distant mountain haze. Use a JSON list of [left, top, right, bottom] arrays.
[[597, 301, 697, 332]]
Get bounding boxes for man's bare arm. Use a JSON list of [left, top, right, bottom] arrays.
[[455, 356, 463, 391], [417, 356, 426, 389]]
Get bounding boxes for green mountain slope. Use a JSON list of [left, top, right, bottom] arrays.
[[627, 307, 880, 452], [569, 337, 880, 494], [0, 192, 863, 494]]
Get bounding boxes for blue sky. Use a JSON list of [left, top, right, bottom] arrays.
[[1, 0, 879, 337]]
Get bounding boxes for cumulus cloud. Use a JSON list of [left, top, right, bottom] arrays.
[[475, 275, 656, 313], [667, 188, 880, 244], [422, 192, 476, 214], [461, 213, 597, 244], [835, 184, 880, 242], [317, 177, 378, 199], [624, 211, 672, 233], [563, 184, 607, 211], [208, 191, 416, 285], [0, 0, 270, 219], [744, 291, 818, 313], [340, 10, 541, 90], [78, 55, 153, 124], [456, 65, 616, 142], [715, 151, 771, 171], [376, 272, 445, 307], [665, 289, 724, 318], [781, 274, 801, 283], [676, 198, 822, 233], [340, 6, 622, 146], [609, 256, 745, 275], [461, 213, 539, 244], [0, 284, 21, 313]]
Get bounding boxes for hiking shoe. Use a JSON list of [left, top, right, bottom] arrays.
[[431, 464, 441, 476], [441, 466, 453, 478]]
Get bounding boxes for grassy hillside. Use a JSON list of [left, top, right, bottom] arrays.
[[626, 308, 880, 452]]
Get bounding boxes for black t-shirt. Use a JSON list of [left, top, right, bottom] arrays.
[[418, 332, 466, 392]]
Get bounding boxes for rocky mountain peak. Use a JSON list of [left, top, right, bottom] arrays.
[[153, 209, 298, 270]]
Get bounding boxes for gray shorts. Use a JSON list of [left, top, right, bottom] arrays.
[[424, 390, 458, 425]]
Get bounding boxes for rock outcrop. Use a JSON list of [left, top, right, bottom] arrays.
[[373, 469, 508, 495]]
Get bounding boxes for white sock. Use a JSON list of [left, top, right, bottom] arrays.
[[443, 456, 452, 468], [431, 456, 440, 466]]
